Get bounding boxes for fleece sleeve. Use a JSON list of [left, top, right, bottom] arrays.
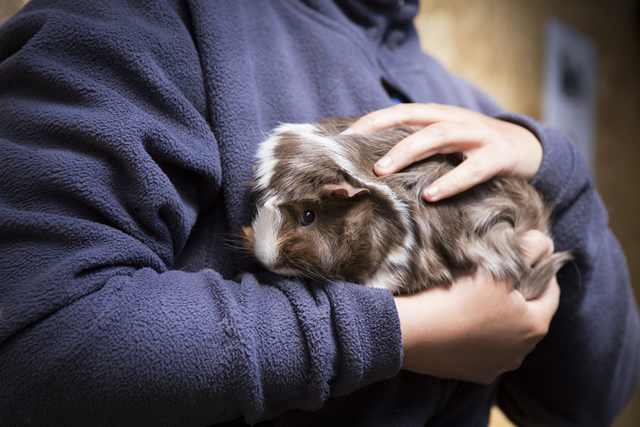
[[494, 114, 640, 427], [420, 66, 640, 425], [0, 1, 402, 426]]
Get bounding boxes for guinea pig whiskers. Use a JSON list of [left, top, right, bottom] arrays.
[[289, 259, 334, 283], [219, 234, 254, 255]]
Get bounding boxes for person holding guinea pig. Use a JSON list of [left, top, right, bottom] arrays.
[[0, 1, 637, 426]]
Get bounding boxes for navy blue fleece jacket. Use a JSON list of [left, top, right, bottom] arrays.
[[0, 0, 638, 425]]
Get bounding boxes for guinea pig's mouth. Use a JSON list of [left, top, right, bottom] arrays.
[[267, 263, 298, 277]]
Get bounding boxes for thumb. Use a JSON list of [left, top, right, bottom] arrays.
[[520, 230, 554, 266], [520, 230, 560, 324]]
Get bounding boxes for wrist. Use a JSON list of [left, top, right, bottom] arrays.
[[394, 288, 456, 375]]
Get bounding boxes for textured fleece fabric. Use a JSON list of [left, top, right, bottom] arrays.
[[0, 0, 638, 426]]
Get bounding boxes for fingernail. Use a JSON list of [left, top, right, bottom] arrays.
[[425, 185, 439, 199], [376, 156, 392, 169], [341, 128, 354, 135]]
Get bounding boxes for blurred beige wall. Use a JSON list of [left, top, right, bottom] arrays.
[[0, 0, 27, 24], [415, 1, 640, 426], [1, 0, 639, 426]]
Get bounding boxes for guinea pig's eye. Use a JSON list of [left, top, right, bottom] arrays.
[[300, 210, 316, 226]]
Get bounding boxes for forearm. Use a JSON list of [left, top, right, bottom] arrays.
[[0, 266, 401, 425], [0, 2, 404, 424]]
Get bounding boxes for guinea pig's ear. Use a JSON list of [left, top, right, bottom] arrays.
[[322, 181, 371, 199]]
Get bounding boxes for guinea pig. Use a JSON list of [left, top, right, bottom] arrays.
[[241, 116, 571, 298]]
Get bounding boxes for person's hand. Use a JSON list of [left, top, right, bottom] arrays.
[[393, 230, 559, 384], [343, 103, 543, 202]]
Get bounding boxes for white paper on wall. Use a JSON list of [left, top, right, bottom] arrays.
[[542, 16, 598, 177]]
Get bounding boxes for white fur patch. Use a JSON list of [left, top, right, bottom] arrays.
[[364, 267, 401, 293], [254, 133, 281, 193], [363, 244, 413, 293], [387, 245, 413, 270], [252, 197, 284, 270]]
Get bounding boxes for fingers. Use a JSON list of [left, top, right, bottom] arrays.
[[422, 152, 499, 201], [370, 121, 505, 201], [346, 104, 507, 202], [372, 120, 486, 175], [343, 103, 455, 135], [345, 103, 543, 202]]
